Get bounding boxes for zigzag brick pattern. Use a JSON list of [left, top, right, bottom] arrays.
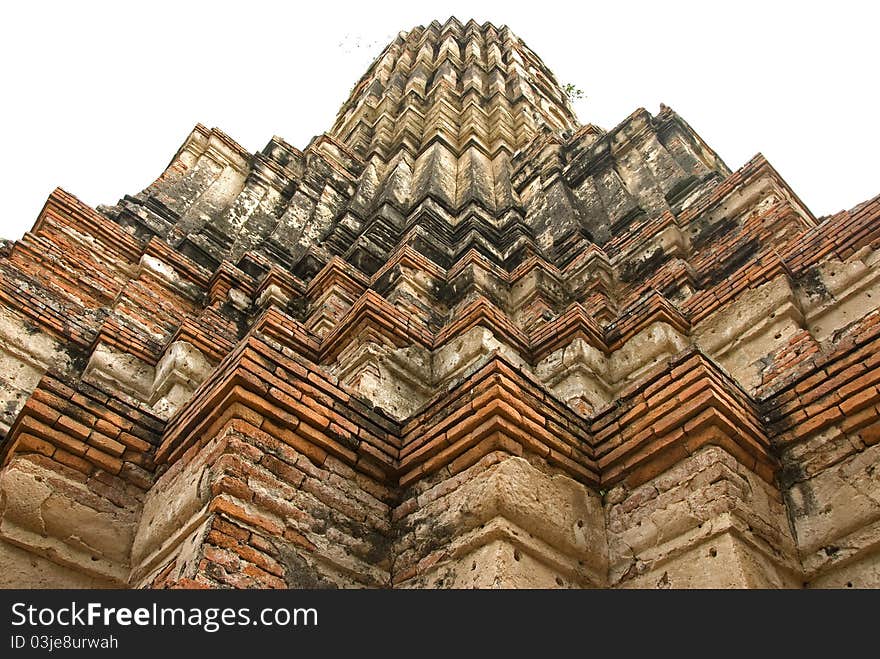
[[1, 18, 879, 588]]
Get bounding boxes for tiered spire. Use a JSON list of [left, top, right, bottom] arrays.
[[99, 19, 733, 290], [330, 17, 579, 159], [1, 19, 879, 590]]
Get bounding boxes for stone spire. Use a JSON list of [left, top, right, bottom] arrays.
[[1, 18, 880, 590], [329, 17, 579, 159], [93, 18, 731, 286]]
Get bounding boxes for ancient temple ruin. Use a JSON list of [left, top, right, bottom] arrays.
[[1, 18, 879, 589]]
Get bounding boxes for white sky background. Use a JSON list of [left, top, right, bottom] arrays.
[[0, 1, 877, 240]]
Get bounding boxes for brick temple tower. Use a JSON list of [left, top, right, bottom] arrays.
[[1, 18, 879, 589]]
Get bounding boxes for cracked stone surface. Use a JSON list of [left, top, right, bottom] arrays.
[[1, 17, 880, 588]]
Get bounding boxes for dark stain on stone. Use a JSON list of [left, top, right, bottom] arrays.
[[619, 248, 668, 284]]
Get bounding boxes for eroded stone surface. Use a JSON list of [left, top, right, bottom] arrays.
[[0, 17, 879, 589]]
